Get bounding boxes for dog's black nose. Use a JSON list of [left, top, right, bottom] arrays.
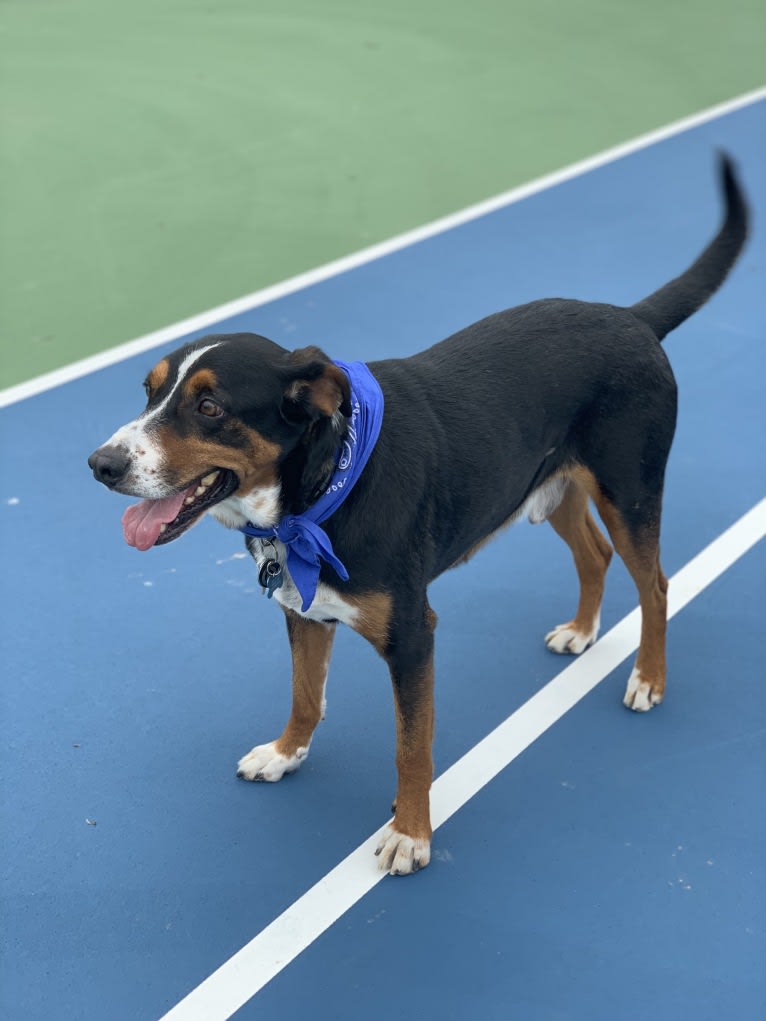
[[88, 445, 130, 489]]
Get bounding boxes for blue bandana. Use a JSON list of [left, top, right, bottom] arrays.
[[239, 360, 384, 612]]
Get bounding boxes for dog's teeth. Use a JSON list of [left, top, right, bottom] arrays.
[[201, 472, 218, 486], [159, 524, 167, 533], [195, 486, 206, 496], [185, 496, 195, 505]]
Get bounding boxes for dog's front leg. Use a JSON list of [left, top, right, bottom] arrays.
[[237, 609, 336, 781], [375, 601, 436, 875]]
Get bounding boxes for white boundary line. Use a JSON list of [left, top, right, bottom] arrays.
[[1, 85, 764, 411], [159, 497, 766, 1021]]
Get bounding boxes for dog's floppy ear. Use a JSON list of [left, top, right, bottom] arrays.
[[281, 346, 352, 423]]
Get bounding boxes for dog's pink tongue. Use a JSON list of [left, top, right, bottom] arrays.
[[122, 490, 190, 551]]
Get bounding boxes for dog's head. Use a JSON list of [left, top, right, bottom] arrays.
[[88, 333, 351, 550]]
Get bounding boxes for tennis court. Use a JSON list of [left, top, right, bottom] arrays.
[[1, 8, 764, 1019]]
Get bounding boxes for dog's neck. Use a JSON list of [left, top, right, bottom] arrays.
[[279, 409, 349, 515], [236, 360, 384, 611]]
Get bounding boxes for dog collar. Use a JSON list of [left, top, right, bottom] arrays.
[[238, 360, 384, 611]]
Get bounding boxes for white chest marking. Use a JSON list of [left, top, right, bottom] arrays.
[[248, 539, 359, 626]]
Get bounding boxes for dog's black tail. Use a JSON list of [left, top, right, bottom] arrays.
[[630, 152, 749, 342]]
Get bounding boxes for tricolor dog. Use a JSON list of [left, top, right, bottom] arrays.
[[89, 155, 748, 875]]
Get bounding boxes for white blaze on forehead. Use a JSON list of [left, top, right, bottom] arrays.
[[98, 342, 222, 499], [105, 342, 221, 451], [141, 342, 221, 427]]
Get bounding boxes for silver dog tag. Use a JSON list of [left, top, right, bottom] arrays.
[[258, 558, 283, 598]]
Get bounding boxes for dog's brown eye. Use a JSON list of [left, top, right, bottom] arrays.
[[198, 398, 223, 418], [143, 381, 152, 399]]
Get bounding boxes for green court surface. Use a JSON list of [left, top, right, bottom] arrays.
[[1, 0, 764, 387]]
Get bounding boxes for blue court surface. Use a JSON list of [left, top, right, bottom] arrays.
[[2, 99, 765, 1021]]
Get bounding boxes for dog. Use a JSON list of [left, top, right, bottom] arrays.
[[89, 154, 748, 875]]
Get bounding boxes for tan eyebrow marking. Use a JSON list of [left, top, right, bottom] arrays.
[[183, 368, 219, 399], [146, 358, 170, 392]]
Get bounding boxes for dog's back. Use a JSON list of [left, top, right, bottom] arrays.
[[353, 154, 749, 578]]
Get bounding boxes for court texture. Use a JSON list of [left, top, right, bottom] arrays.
[[1, 6, 765, 1020]]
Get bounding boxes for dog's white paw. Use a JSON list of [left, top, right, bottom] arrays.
[[545, 618, 599, 655], [374, 823, 431, 875], [236, 741, 308, 782], [623, 667, 664, 712]]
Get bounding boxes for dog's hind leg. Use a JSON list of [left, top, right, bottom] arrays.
[[237, 609, 336, 781], [593, 497, 669, 712], [545, 476, 613, 655], [374, 598, 436, 876]]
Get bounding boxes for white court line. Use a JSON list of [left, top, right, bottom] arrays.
[[1, 85, 765, 411], [158, 497, 766, 1021]]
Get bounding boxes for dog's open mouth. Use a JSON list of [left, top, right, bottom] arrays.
[[121, 469, 238, 550]]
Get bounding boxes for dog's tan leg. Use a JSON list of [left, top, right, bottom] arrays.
[[237, 609, 336, 781], [594, 497, 668, 712], [374, 601, 436, 876], [545, 478, 613, 654]]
